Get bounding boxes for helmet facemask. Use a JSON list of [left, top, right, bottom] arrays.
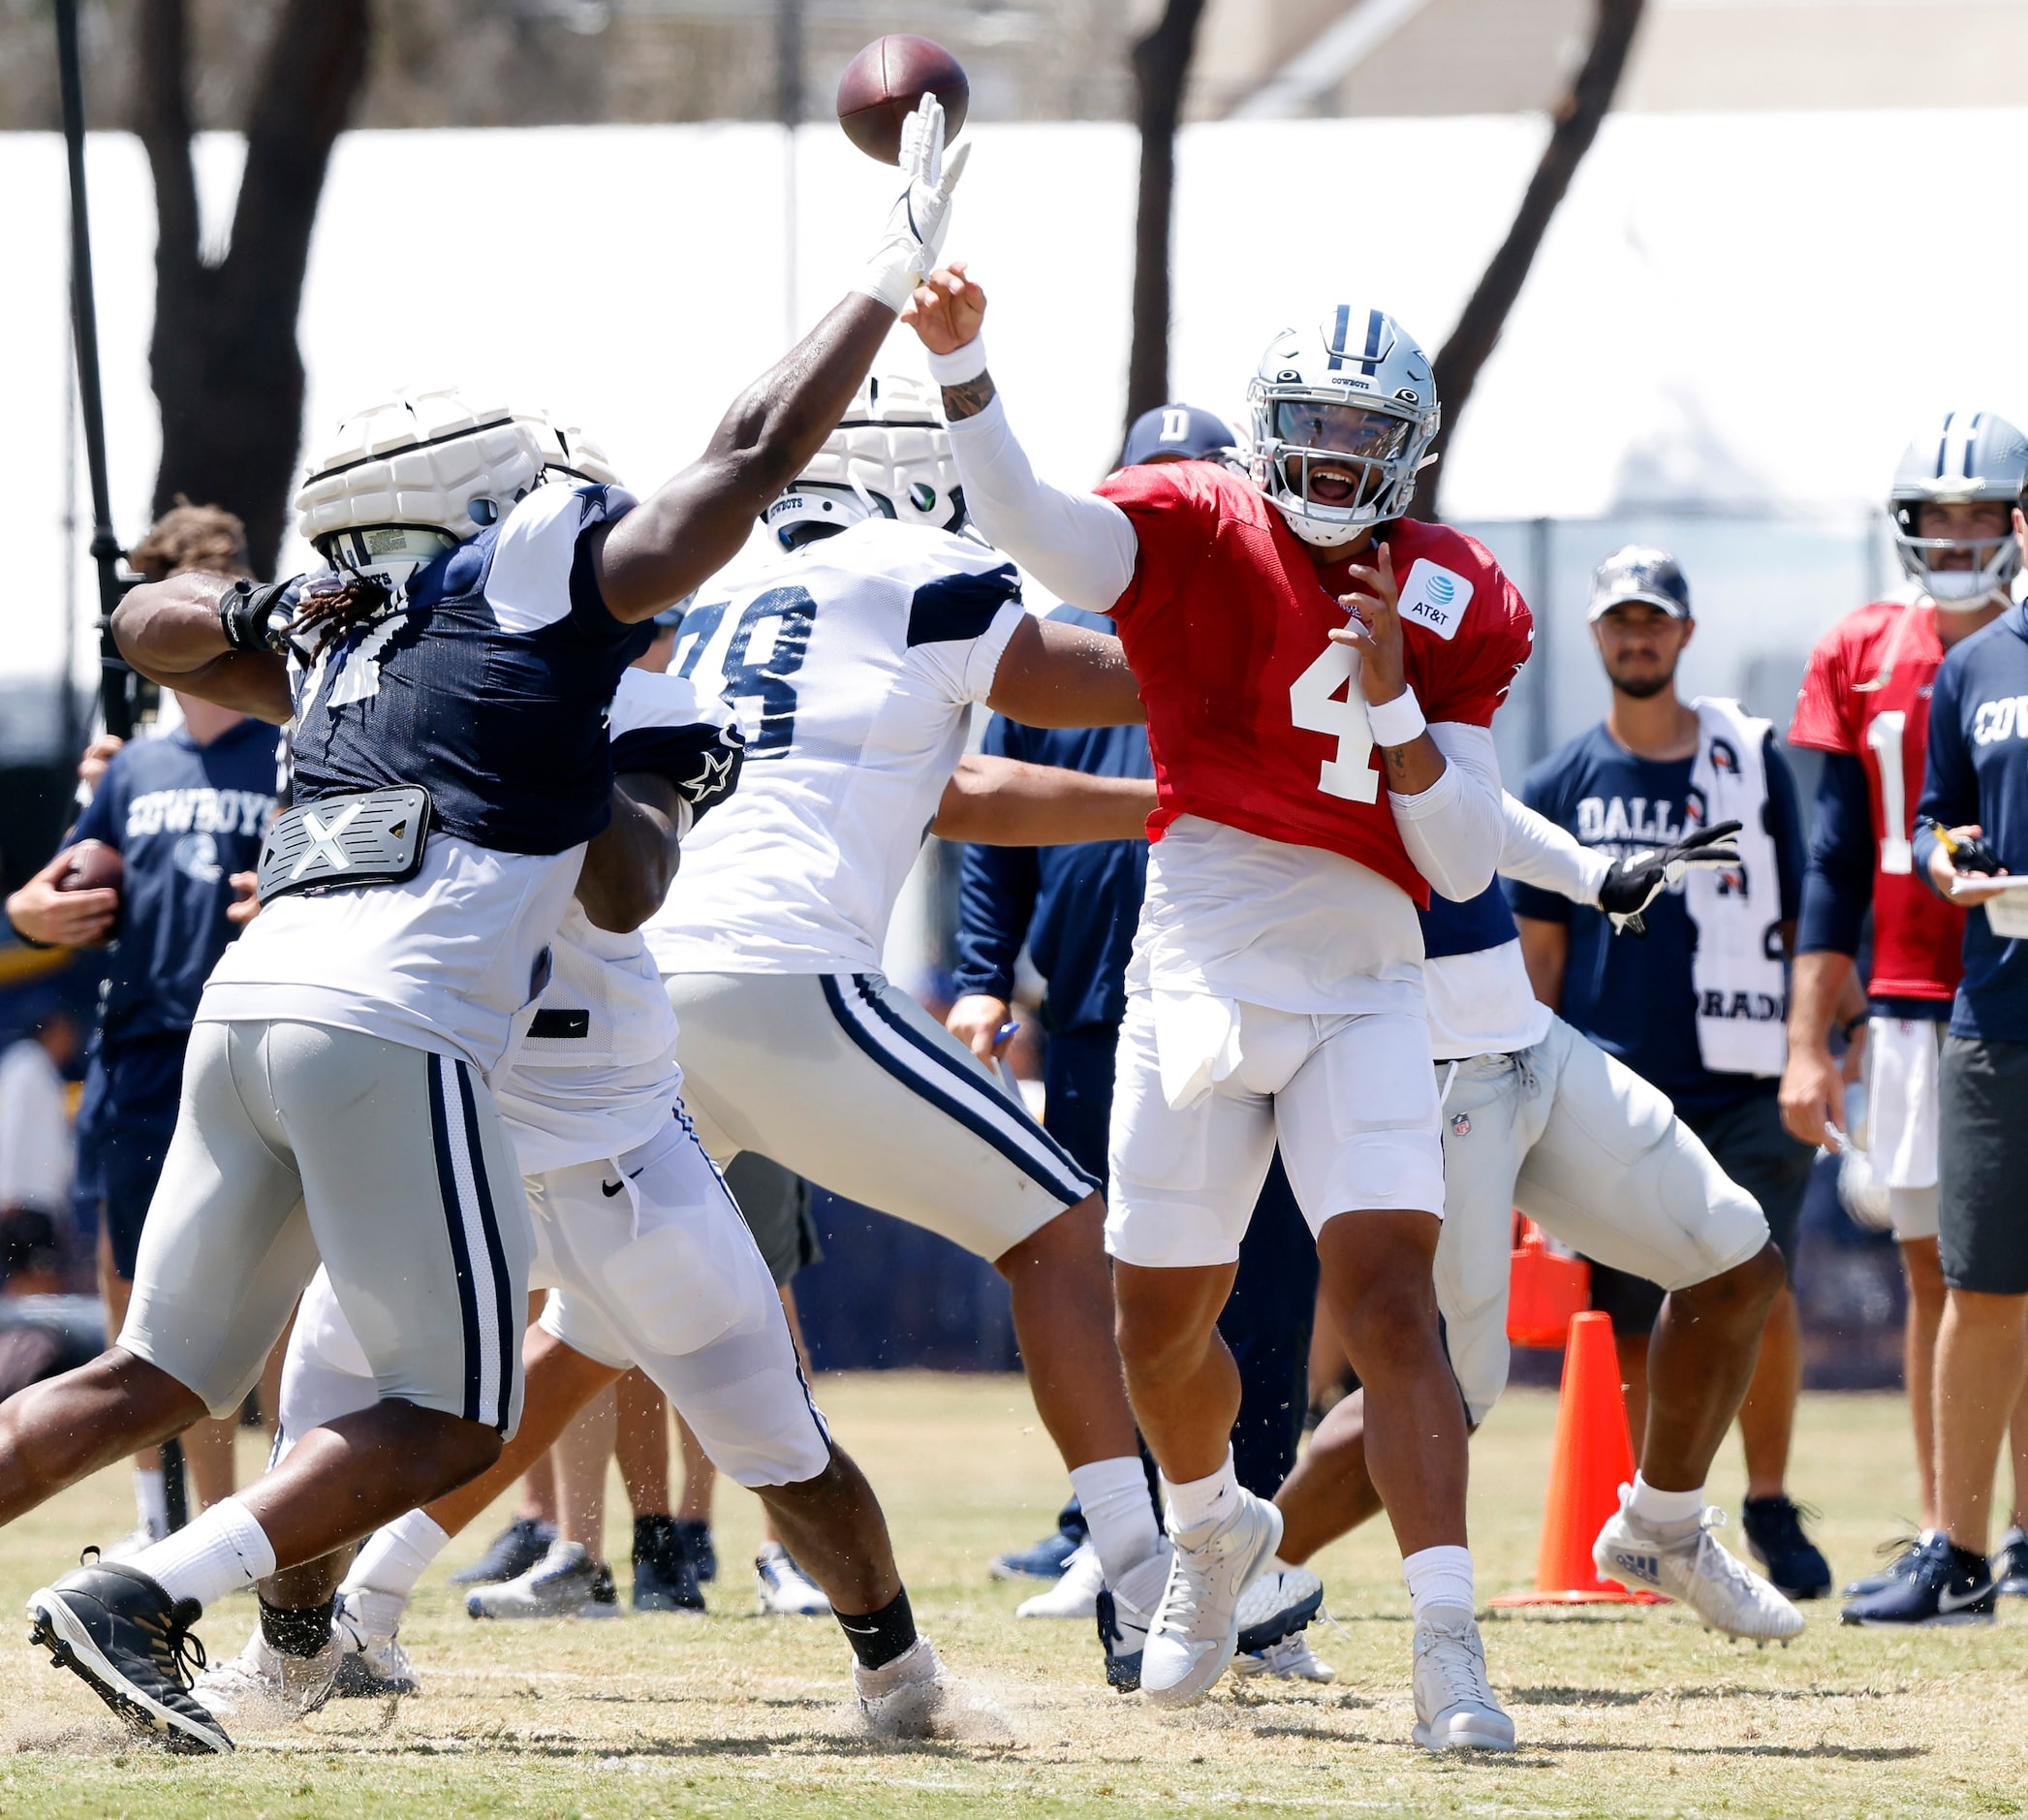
[[1888, 411, 2028, 609], [1890, 509, 2020, 607]]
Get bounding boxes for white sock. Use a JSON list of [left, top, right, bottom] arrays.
[[1164, 1450, 1239, 1534], [1069, 1457, 1162, 1583], [1627, 1473, 1704, 1532], [133, 1467, 168, 1536], [340, 1510, 450, 1604], [128, 1497, 276, 1610], [1402, 1544, 1475, 1620]]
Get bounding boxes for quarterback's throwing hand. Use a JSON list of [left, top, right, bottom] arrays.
[[903, 263, 986, 356], [1328, 543, 1407, 706]]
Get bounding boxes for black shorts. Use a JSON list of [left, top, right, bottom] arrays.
[[1939, 1035, 2028, 1295], [1587, 1089, 1808, 1338], [722, 1151, 822, 1289], [77, 1036, 188, 1281]]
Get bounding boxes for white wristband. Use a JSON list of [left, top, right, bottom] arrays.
[[1365, 686, 1426, 748], [926, 335, 989, 387]]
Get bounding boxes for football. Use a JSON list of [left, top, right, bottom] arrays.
[[57, 838, 123, 899], [835, 35, 969, 166]]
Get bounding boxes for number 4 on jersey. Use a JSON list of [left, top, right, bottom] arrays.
[[1289, 640, 1379, 802]]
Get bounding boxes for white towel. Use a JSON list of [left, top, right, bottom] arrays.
[[1685, 699, 1789, 1078]]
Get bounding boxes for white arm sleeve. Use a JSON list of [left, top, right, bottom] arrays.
[[943, 392, 1139, 613], [1388, 723, 1507, 903], [1498, 791, 1612, 905]]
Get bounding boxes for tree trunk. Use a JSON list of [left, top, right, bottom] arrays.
[[1412, 0, 1646, 518], [136, 0, 373, 576], [1124, 0, 1208, 442]]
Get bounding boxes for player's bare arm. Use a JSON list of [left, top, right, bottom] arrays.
[[598, 101, 969, 622], [932, 753, 1155, 845], [946, 991, 1014, 1062], [576, 772, 684, 933], [985, 616, 1143, 729], [1515, 914, 1569, 1010], [110, 571, 293, 723], [1780, 950, 1859, 1146], [1328, 542, 1445, 796]]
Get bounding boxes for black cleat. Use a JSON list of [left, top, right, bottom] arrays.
[[1741, 1495, 1832, 1599], [673, 1517, 717, 1585], [1841, 1533, 1995, 1627], [1994, 1525, 2028, 1597], [632, 1516, 705, 1614], [1841, 1530, 1933, 1599], [26, 1558, 233, 1755], [449, 1515, 556, 1585]]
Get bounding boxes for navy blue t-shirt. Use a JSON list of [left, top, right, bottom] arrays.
[[952, 607, 1153, 1034], [1915, 602, 2028, 1042], [1510, 721, 1804, 1118], [68, 718, 282, 1047]]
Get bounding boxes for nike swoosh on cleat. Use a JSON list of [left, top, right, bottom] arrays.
[[1937, 1584, 1993, 1614]]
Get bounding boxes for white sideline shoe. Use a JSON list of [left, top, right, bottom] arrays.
[[1017, 1541, 1104, 1618], [1411, 1606, 1514, 1751], [1234, 1632, 1336, 1682], [855, 1635, 956, 1739], [191, 1628, 339, 1730], [466, 1540, 621, 1619], [755, 1541, 831, 1615], [1140, 1489, 1283, 1710], [1593, 1488, 1805, 1643]]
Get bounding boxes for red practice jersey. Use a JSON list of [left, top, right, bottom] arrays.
[[1789, 600, 1963, 1002], [1095, 460, 1533, 907]]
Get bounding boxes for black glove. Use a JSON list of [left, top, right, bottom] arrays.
[[217, 578, 301, 655], [1598, 818, 1743, 936]]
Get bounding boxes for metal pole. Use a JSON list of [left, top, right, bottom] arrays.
[[54, 0, 134, 740]]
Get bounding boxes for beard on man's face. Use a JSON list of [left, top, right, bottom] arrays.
[[1607, 661, 1676, 701]]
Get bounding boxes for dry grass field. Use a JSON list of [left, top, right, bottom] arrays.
[[2, 1373, 2024, 1819]]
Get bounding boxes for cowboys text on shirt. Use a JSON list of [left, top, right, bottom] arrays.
[[124, 787, 275, 840]]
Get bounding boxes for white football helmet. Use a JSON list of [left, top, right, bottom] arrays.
[[1246, 307, 1440, 549], [764, 374, 965, 551], [1888, 410, 2028, 607], [296, 389, 546, 586]]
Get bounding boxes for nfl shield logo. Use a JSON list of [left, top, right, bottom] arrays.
[[1450, 1113, 1472, 1137]]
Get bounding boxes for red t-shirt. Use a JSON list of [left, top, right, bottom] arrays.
[[1788, 600, 1963, 1002], [1094, 461, 1533, 907]]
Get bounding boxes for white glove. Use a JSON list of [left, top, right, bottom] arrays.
[[856, 94, 972, 314]]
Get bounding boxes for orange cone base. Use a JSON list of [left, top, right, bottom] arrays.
[[1487, 1585, 1668, 1607]]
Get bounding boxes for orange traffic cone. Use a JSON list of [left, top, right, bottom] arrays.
[[1489, 1309, 1666, 1607]]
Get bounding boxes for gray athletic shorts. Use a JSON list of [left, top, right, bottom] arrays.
[[1437, 1016, 1769, 1423], [667, 971, 1098, 1263], [722, 1151, 821, 1288], [123, 1020, 530, 1433], [280, 1114, 830, 1488], [1940, 1034, 2028, 1295]]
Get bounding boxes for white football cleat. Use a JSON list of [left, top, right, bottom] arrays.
[[1411, 1606, 1514, 1751], [755, 1541, 831, 1615], [191, 1628, 340, 1730], [1234, 1632, 1336, 1682], [328, 1592, 421, 1698], [1593, 1488, 1805, 1643], [1140, 1490, 1283, 1710], [466, 1540, 621, 1620], [854, 1635, 956, 1740], [1017, 1541, 1104, 1618]]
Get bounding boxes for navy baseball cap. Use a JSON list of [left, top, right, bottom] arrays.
[[1588, 545, 1692, 621], [1122, 403, 1235, 468]]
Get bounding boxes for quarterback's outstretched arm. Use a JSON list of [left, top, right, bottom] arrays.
[[1388, 725, 1506, 902], [904, 268, 1139, 613], [110, 572, 294, 723], [1498, 791, 1613, 903], [596, 101, 970, 622]]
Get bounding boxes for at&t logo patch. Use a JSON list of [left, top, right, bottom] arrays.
[[1396, 559, 1474, 641]]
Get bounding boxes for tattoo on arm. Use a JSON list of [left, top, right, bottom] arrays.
[[1383, 745, 1411, 778], [940, 373, 998, 422]]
